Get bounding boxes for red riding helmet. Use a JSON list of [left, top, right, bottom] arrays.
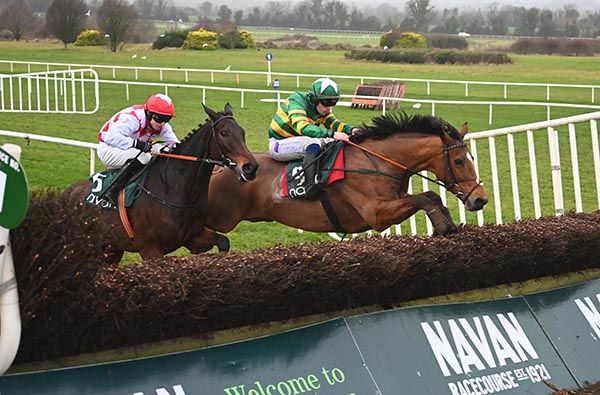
[[145, 94, 175, 116]]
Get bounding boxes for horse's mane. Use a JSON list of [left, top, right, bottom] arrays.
[[173, 111, 234, 153], [173, 124, 203, 153], [352, 112, 461, 143]]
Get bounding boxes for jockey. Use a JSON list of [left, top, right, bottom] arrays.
[[268, 77, 360, 198], [97, 93, 179, 204]]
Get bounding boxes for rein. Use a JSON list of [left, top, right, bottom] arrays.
[[343, 138, 481, 202], [141, 114, 238, 210], [344, 139, 445, 188], [153, 115, 238, 168]]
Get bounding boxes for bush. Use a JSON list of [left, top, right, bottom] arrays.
[[0, 29, 14, 40], [182, 28, 218, 50], [426, 34, 468, 49], [217, 29, 256, 49], [345, 49, 513, 65], [152, 30, 190, 50], [239, 30, 256, 48], [380, 29, 427, 49], [394, 32, 428, 49], [74, 29, 107, 46], [510, 38, 600, 56]]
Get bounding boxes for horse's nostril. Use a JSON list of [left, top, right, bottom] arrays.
[[242, 163, 258, 179], [474, 197, 487, 209]]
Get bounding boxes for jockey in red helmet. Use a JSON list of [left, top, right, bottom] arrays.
[[96, 93, 179, 204]]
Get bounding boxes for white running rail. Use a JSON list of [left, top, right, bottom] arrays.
[[1, 59, 598, 104], [0, 68, 99, 114]]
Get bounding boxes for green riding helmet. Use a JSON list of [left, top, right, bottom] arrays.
[[308, 77, 340, 106]]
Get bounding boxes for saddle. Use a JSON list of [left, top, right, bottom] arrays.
[[84, 167, 148, 209], [280, 142, 345, 199]]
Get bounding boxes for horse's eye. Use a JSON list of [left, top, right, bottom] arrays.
[[454, 158, 464, 166]]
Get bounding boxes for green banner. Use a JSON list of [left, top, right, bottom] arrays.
[[346, 298, 578, 395], [5, 280, 600, 394], [0, 147, 28, 229], [0, 319, 378, 395], [525, 279, 600, 385]]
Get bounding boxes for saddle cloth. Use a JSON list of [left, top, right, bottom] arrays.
[[84, 170, 146, 209], [280, 142, 345, 199]]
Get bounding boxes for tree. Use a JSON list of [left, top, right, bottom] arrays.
[[233, 10, 243, 25], [487, 4, 508, 36], [537, 10, 556, 37], [406, 0, 433, 33], [46, 0, 87, 48], [134, 0, 156, 19], [560, 4, 580, 37], [217, 5, 232, 23], [0, 0, 34, 41], [97, 0, 137, 52], [199, 1, 212, 19], [516, 7, 539, 36]]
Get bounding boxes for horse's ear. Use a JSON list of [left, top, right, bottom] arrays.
[[202, 103, 218, 121], [224, 102, 233, 116], [459, 122, 469, 140]]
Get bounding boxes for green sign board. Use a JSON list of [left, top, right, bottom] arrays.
[[0, 147, 28, 229], [0, 319, 379, 395], [525, 279, 600, 385], [346, 298, 579, 395]]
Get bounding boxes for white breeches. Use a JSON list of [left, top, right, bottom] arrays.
[[268, 136, 333, 161], [97, 142, 164, 170]]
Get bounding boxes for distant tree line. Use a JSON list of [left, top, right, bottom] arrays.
[[1, 0, 599, 48]]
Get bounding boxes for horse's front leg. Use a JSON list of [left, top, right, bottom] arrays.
[[421, 191, 457, 235], [360, 191, 456, 235], [185, 227, 230, 254]]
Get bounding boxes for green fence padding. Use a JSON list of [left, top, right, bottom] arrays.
[[525, 279, 600, 386], [346, 298, 578, 395], [0, 319, 379, 395]]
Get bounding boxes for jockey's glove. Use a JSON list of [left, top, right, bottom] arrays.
[[133, 139, 152, 153]]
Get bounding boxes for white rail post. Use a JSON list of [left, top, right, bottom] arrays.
[[489, 136, 502, 224], [527, 130, 542, 219], [507, 133, 521, 220], [590, 120, 600, 209], [568, 123, 582, 212], [547, 127, 564, 216]]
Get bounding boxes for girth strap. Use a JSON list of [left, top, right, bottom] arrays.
[[318, 191, 346, 234]]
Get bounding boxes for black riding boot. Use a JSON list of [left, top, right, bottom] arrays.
[[102, 159, 144, 205], [303, 151, 323, 199]]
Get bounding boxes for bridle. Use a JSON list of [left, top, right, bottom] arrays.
[[203, 115, 238, 168], [138, 114, 241, 210], [341, 137, 482, 202], [439, 142, 482, 203]]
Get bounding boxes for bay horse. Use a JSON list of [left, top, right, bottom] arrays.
[[187, 112, 488, 253], [64, 103, 258, 262]]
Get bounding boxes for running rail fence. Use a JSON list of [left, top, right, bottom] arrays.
[[1, 59, 599, 104], [1, 111, 599, 237], [0, 68, 99, 114]]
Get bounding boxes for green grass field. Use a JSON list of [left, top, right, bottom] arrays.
[[1, 40, 600, 259]]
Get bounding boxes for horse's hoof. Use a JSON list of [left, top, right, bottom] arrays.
[[216, 234, 230, 252]]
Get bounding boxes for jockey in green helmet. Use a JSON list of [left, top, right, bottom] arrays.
[[268, 77, 361, 198]]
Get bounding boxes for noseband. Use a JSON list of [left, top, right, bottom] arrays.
[[440, 142, 482, 203]]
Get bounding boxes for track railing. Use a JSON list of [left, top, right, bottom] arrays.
[[1, 59, 598, 104], [0, 68, 99, 114]]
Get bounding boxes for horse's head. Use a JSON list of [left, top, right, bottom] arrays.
[[438, 122, 488, 211], [203, 103, 258, 182]]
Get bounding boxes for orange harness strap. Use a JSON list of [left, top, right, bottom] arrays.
[[118, 189, 135, 240]]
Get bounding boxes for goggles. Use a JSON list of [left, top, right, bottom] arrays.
[[319, 98, 339, 107], [151, 113, 172, 123]]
